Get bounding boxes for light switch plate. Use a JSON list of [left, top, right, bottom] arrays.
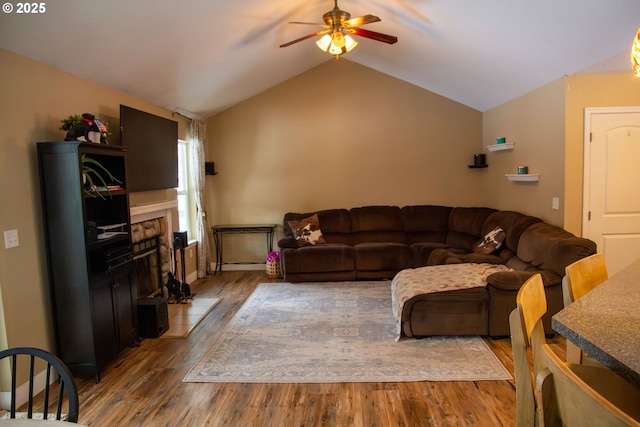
[[4, 229, 19, 249]]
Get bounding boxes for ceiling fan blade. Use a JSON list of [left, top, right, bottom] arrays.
[[343, 14, 381, 28], [289, 21, 329, 27], [349, 27, 398, 44], [280, 30, 329, 48]]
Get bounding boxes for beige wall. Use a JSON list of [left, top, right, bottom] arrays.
[[0, 48, 186, 356], [205, 59, 484, 262], [483, 73, 640, 234], [564, 73, 640, 235], [482, 78, 566, 226], [175, 243, 198, 283], [206, 64, 640, 264]]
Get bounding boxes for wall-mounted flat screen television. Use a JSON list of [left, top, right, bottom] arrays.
[[120, 105, 178, 192]]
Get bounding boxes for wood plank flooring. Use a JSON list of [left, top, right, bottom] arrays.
[[71, 271, 566, 427]]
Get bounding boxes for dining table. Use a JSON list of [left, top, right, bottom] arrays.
[[552, 256, 640, 388]]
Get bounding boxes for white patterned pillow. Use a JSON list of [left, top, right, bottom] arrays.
[[473, 226, 506, 254], [287, 214, 327, 246]]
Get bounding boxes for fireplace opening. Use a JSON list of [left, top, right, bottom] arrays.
[[133, 236, 162, 298], [131, 218, 171, 299]]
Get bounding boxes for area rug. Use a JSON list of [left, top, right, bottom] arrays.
[[160, 297, 221, 338], [183, 282, 512, 383]]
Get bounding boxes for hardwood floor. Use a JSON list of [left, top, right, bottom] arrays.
[[72, 271, 566, 427]]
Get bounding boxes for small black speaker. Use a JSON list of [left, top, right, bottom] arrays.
[[174, 231, 188, 249], [473, 153, 486, 166], [137, 297, 169, 338], [205, 161, 217, 175]]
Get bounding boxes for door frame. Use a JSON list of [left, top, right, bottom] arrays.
[[582, 106, 640, 239]]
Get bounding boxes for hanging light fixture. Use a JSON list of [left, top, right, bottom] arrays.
[[631, 28, 640, 77], [280, 1, 397, 58], [316, 31, 358, 57]]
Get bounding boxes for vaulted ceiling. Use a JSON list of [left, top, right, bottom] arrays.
[[1, 0, 639, 119]]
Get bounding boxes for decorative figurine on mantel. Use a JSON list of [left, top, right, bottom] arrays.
[[60, 113, 109, 144]]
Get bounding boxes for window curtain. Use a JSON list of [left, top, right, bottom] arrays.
[[189, 120, 213, 277]]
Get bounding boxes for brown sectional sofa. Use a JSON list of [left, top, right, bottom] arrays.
[[278, 205, 597, 337]]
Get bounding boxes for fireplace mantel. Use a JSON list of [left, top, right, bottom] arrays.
[[130, 200, 178, 223]]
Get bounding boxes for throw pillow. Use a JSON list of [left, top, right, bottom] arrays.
[[287, 214, 327, 246], [473, 226, 506, 254]]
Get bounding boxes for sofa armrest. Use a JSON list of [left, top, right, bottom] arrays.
[[455, 253, 504, 265], [486, 269, 561, 291], [278, 237, 299, 249], [428, 248, 504, 266], [427, 248, 467, 265]]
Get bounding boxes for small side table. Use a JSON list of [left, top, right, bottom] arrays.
[[211, 224, 276, 274]]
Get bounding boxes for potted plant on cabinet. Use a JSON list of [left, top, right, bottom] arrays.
[[81, 154, 121, 199]]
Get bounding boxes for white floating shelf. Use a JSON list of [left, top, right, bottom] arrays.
[[486, 142, 515, 151], [505, 173, 540, 182]]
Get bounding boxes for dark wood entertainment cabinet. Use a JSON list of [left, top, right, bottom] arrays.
[[37, 141, 137, 382]]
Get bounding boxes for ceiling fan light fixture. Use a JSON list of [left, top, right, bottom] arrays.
[[282, 1, 395, 56], [632, 28, 640, 77], [316, 32, 358, 57], [344, 34, 357, 51]]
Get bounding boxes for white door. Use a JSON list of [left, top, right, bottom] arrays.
[[584, 107, 640, 275]]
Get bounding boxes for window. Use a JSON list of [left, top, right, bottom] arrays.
[[177, 139, 192, 237]]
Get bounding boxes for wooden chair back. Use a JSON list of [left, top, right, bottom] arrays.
[[516, 274, 547, 350], [562, 253, 608, 364], [563, 253, 608, 306], [0, 347, 79, 422], [510, 273, 547, 427], [536, 343, 640, 427]]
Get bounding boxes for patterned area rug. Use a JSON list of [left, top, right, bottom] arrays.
[[183, 282, 512, 383]]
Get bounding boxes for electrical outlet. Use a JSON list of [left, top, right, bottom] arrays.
[[552, 197, 560, 210], [4, 229, 19, 249]]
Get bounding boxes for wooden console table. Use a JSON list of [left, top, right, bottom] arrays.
[[211, 224, 276, 274]]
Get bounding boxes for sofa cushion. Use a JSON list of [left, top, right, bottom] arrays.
[[427, 247, 504, 266], [283, 209, 352, 245], [481, 210, 542, 253], [401, 205, 451, 244], [446, 207, 496, 250], [485, 269, 561, 291], [282, 244, 354, 273], [350, 206, 406, 244], [287, 213, 327, 246], [409, 242, 449, 267], [354, 242, 412, 271]]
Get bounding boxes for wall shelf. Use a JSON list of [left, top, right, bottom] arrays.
[[505, 173, 540, 182], [467, 165, 488, 168], [487, 142, 515, 151]]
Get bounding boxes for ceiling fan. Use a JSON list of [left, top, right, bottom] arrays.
[[280, 0, 398, 57]]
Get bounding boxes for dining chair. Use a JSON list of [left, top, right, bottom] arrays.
[[536, 343, 640, 427], [0, 347, 79, 422], [512, 273, 640, 427], [562, 253, 608, 365], [510, 273, 548, 427]]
